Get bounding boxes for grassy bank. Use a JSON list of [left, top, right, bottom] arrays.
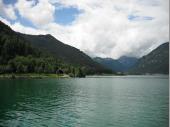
[[0, 73, 70, 79]]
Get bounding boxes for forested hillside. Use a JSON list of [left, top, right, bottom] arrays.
[[21, 33, 111, 74], [0, 21, 111, 76], [129, 42, 169, 74]]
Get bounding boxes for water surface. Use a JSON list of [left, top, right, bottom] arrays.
[[0, 76, 169, 127]]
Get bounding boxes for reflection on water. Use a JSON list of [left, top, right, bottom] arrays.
[[0, 76, 169, 127]]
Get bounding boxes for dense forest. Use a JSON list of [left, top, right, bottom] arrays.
[[0, 34, 85, 77]]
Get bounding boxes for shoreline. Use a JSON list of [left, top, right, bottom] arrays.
[[0, 73, 168, 79], [0, 73, 70, 79]]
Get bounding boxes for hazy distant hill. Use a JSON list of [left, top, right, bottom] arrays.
[[93, 57, 124, 72], [0, 21, 111, 74], [118, 56, 138, 70], [129, 42, 169, 74], [93, 56, 138, 72], [94, 43, 169, 74]]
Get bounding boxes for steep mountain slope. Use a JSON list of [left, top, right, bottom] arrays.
[[20, 34, 111, 74], [129, 42, 169, 74], [0, 20, 111, 74], [21, 34, 95, 67]]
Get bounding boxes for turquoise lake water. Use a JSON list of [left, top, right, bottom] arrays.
[[0, 76, 169, 127]]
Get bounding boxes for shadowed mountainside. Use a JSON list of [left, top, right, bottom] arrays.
[[129, 42, 169, 74]]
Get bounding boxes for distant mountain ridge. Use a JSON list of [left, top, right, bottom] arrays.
[[93, 56, 138, 72], [94, 42, 169, 74], [118, 56, 138, 69]]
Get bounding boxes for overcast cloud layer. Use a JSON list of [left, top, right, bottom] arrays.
[[0, 0, 169, 58]]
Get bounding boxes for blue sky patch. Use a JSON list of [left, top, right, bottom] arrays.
[[17, 17, 36, 28], [136, 0, 160, 6], [3, 0, 17, 5], [128, 15, 140, 20], [142, 16, 154, 20], [54, 7, 81, 25], [3, 9, 36, 28], [128, 14, 154, 21]]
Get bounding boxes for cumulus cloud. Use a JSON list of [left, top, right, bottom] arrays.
[[0, 16, 47, 35], [0, 0, 16, 20], [47, 0, 169, 58], [15, 0, 55, 26], [0, 0, 169, 59]]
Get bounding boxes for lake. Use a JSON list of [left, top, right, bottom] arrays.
[[0, 76, 169, 127]]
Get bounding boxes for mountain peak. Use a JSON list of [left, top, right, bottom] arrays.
[[45, 34, 53, 38], [0, 20, 13, 33]]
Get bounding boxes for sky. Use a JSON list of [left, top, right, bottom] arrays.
[[0, 0, 169, 59]]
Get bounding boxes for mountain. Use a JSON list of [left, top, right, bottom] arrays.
[[118, 56, 138, 69], [93, 57, 125, 72], [94, 43, 169, 74], [21, 34, 112, 74], [93, 56, 138, 72], [129, 42, 169, 74], [0, 20, 111, 75]]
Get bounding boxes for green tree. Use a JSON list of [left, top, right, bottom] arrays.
[[76, 67, 85, 77], [16, 63, 24, 73]]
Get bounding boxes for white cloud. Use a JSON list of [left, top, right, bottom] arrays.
[[0, 16, 11, 26], [46, 0, 169, 58], [0, 16, 47, 35], [11, 22, 47, 35], [0, 0, 16, 20], [45, 0, 169, 58], [15, 0, 55, 26], [1, 0, 169, 59]]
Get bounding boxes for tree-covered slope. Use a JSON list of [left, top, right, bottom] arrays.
[[0, 20, 111, 75], [129, 42, 169, 74], [0, 21, 69, 75], [21, 34, 110, 74]]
